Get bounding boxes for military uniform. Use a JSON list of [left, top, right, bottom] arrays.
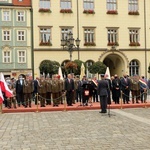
[[130, 77, 140, 103], [57, 76, 64, 104], [46, 78, 52, 105], [7, 85, 16, 109], [23, 77, 33, 107], [38, 78, 47, 107], [51, 76, 60, 106]]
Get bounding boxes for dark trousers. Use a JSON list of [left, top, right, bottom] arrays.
[[46, 92, 51, 105], [122, 89, 130, 104], [93, 89, 98, 102], [76, 90, 82, 103], [16, 93, 24, 106], [66, 90, 73, 106], [100, 95, 107, 113]]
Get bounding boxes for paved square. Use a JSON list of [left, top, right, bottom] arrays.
[[0, 108, 150, 150]]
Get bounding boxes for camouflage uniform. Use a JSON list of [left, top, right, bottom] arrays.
[[51, 75, 60, 106], [38, 76, 47, 107], [46, 78, 52, 105], [23, 76, 33, 107]]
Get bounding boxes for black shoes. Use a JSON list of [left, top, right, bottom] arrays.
[[99, 111, 107, 113]]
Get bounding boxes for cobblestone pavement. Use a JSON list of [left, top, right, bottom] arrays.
[[0, 108, 150, 150]]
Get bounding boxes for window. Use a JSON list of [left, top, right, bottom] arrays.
[[129, 60, 139, 76], [40, 28, 51, 45], [107, 29, 118, 46], [60, 0, 71, 9], [3, 30, 10, 41], [17, 31, 25, 41], [106, 0, 117, 14], [129, 29, 140, 46], [17, 11, 25, 21], [83, 0, 94, 10], [107, 0, 117, 10], [18, 51, 26, 63], [84, 28, 95, 46], [61, 28, 72, 40], [128, 0, 138, 12], [39, 0, 50, 9], [3, 11, 10, 21], [3, 51, 11, 63]]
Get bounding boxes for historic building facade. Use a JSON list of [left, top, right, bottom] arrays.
[[0, 0, 150, 79], [0, 0, 32, 77], [33, 0, 150, 78]]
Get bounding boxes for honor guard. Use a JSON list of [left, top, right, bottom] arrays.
[[51, 75, 60, 107], [46, 76, 52, 105], [38, 75, 47, 107], [23, 75, 34, 108]]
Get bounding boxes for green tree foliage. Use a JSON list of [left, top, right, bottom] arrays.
[[39, 60, 60, 77], [88, 61, 107, 74], [73, 59, 84, 75]]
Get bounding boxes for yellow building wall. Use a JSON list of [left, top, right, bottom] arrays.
[[33, 0, 150, 78]]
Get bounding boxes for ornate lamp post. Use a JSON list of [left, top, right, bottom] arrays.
[[61, 32, 80, 61]]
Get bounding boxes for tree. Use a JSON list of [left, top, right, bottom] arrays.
[[65, 61, 77, 74], [88, 61, 107, 74], [73, 59, 84, 75], [39, 60, 60, 77]]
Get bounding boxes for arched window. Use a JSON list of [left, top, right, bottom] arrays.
[[129, 60, 139, 76], [85, 60, 94, 78]]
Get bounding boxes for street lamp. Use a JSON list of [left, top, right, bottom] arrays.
[[61, 31, 80, 61]]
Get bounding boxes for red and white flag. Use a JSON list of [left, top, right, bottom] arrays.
[[0, 72, 13, 98], [0, 87, 4, 104]]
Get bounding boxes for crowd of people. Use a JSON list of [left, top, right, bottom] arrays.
[[3, 73, 150, 112]]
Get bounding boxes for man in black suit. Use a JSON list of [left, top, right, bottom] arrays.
[[16, 75, 24, 107], [97, 74, 109, 113], [33, 77, 39, 105], [120, 73, 131, 104], [64, 74, 74, 106]]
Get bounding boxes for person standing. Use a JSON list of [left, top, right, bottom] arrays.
[[112, 74, 121, 104], [51, 75, 60, 107], [97, 74, 109, 113], [16, 75, 25, 107], [120, 73, 131, 104], [91, 76, 98, 102], [38, 75, 47, 107], [139, 75, 148, 103], [130, 75, 140, 104], [64, 74, 74, 106], [23, 75, 33, 107]]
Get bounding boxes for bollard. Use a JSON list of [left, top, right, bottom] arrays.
[[36, 93, 39, 113], [120, 91, 123, 109], [63, 93, 67, 112]]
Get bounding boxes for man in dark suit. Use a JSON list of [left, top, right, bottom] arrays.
[[97, 74, 109, 113], [33, 77, 39, 105], [16, 75, 24, 107], [64, 74, 74, 106], [120, 73, 131, 104]]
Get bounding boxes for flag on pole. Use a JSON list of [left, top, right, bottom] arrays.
[[105, 67, 111, 79], [0, 87, 4, 104], [0, 72, 13, 98], [58, 67, 63, 80]]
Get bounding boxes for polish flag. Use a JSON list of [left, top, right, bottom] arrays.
[[0, 72, 13, 98], [0, 87, 4, 104]]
